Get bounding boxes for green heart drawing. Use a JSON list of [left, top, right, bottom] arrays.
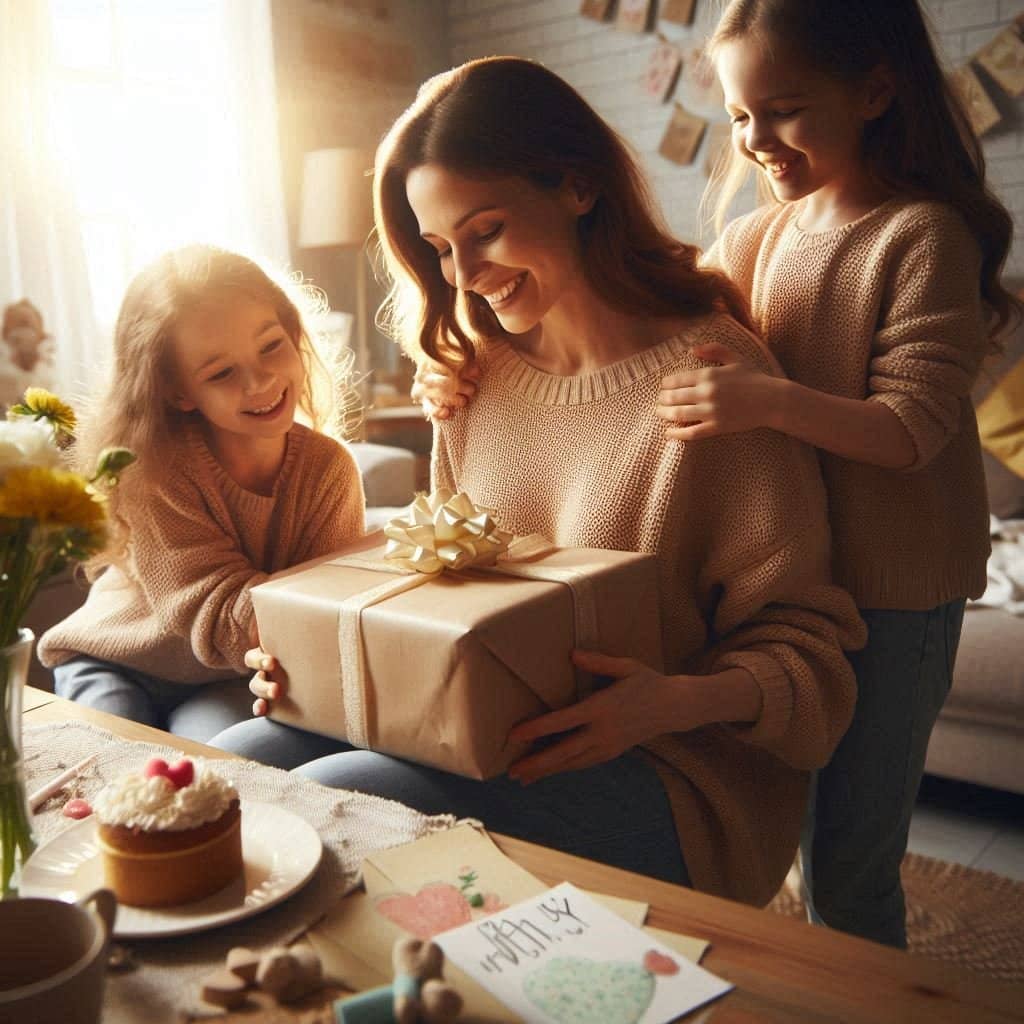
[[524, 957, 654, 1024]]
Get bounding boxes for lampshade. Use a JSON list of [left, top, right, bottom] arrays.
[[297, 147, 375, 249]]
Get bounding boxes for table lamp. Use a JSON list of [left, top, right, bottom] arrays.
[[297, 147, 375, 397]]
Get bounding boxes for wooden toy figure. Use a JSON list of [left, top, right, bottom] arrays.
[[334, 937, 462, 1023]]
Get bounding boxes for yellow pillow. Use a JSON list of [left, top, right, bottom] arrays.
[[978, 355, 1024, 479]]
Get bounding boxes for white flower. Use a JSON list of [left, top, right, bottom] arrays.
[[0, 417, 62, 476]]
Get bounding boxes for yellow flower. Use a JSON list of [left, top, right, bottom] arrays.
[[7, 388, 76, 434], [0, 466, 105, 536]]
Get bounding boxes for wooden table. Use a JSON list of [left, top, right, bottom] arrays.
[[23, 688, 1024, 1023]]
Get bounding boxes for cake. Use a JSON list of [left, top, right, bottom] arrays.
[[93, 757, 243, 908]]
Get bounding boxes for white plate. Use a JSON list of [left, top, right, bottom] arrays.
[[19, 801, 322, 939]]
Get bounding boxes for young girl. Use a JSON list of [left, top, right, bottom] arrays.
[[659, 0, 1020, 949], [38, 245, 365, 741], [215, 56, 865, 906]]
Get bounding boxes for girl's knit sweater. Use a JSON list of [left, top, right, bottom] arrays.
[[39, 422, 365, 681], [707, 197, 991, 610], [434, 314, 865, 906]]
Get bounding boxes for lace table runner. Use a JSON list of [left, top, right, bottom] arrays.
[[22, 721, 458, 1022]]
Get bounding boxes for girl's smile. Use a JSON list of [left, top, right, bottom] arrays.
[[170, 292, 304, 452]]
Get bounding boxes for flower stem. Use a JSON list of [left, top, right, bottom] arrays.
[[0, 645, 37, 897]]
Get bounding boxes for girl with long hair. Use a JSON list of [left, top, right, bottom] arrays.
[[654, 0, 1021, 946], [39, 245, 365, 740]]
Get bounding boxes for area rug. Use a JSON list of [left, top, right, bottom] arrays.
[[768, 853, 1024, 984]]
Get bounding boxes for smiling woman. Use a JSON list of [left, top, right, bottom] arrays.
[[210, 57, 867, 909]]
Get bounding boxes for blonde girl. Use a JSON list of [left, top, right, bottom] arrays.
[[39, 245, 365, 741], [653, 0, 1020, 947]]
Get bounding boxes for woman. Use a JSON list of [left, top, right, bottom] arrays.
[[212, 57, 864, 906]]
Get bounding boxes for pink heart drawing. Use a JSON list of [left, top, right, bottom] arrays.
[[642, 949, 679, 976], [375, 883, 473, 939], [145, 757, 194, 789]]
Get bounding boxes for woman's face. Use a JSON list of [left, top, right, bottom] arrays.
[[405, 163, 594, 336]]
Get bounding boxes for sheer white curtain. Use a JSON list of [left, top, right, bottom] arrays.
[[0, 0, 289, 398]]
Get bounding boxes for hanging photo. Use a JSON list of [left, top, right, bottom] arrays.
[[658, 102, 708, 165], [702, 122, 732, 178], [644, 37, 683, 101], [579, 0, 613, 21], [659, 0, 697, 26], [617, 0, 652, 34], [975, 26, 1024, 98], [948, 65, 1002, 136], [679, 44, 724, 111]]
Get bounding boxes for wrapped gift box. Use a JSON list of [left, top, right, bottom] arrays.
[[251, 535, 662, 779]]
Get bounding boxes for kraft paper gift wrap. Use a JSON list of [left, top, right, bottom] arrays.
[[250, 493, 663, 779]]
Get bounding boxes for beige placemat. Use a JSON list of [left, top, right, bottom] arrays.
[[22, 721, 459, 1022]]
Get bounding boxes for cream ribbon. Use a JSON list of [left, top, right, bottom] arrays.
[[332, 491, 599, 749]]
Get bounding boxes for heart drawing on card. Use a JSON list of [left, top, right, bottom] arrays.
[[523, 957, 655, 1024], [642, 949, 679, 976], [374, 883, 473, 940]]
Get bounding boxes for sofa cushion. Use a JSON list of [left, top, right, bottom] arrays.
[[947, 607, 1024, 728]]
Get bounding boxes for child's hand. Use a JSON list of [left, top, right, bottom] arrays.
[[244, 646, 283, 717], [411, 360, 480, 421], [657, 342, 779, 440]]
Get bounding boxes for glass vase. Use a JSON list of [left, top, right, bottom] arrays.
[[0, 628, 37, 898]]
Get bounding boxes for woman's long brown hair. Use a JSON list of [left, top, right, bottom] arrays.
[[374, 56, 753, 371]]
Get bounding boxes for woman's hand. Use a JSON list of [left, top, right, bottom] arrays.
[[657, 342, 781, 440], [411, 360, 480, 421], [244, 646, 283, 717], [506, 651, 673, 785]]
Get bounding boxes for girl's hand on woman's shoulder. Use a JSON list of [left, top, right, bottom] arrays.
[[244, 646, 284, 717], [411, 359, 480, 421], [657, 342, 782, 440]]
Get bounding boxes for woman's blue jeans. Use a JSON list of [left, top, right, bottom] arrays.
[[800, 599, 966, 948], [210, 717, 689, 886]]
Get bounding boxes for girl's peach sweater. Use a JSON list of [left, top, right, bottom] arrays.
[[39, 422, 365, 681], [707, 198, 991, 610]]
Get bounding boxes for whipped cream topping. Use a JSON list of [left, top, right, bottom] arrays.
[[94, 759, 238, 832]]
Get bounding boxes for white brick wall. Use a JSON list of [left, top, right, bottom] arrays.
[[443, 0, 1024, 278]]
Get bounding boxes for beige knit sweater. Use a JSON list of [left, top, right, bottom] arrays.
[[706, 197, 991, 610], [434, 314, 865, 906], [39, 422, 365, 682]]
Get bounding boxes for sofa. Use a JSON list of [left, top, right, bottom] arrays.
[[923, 295, 1024, 797]]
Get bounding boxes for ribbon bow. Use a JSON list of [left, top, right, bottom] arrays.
[[383, 489, 513, 574]]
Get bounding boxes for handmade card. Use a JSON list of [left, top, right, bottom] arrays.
[[658, 102, 708, 165], [659, 0, 696, 26], [975, 26, 1024, 98], [436, 882, 732, 1024], [643, 37, 683, 102], [949, 64, 1002, 136]]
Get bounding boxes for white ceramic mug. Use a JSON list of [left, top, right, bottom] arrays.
[[0, 888, 117, 1024]]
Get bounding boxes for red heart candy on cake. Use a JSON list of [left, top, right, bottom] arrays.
[[165, 759, 194, 789], [642, 950, 679, 976], [144, 756, 194, 789]]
